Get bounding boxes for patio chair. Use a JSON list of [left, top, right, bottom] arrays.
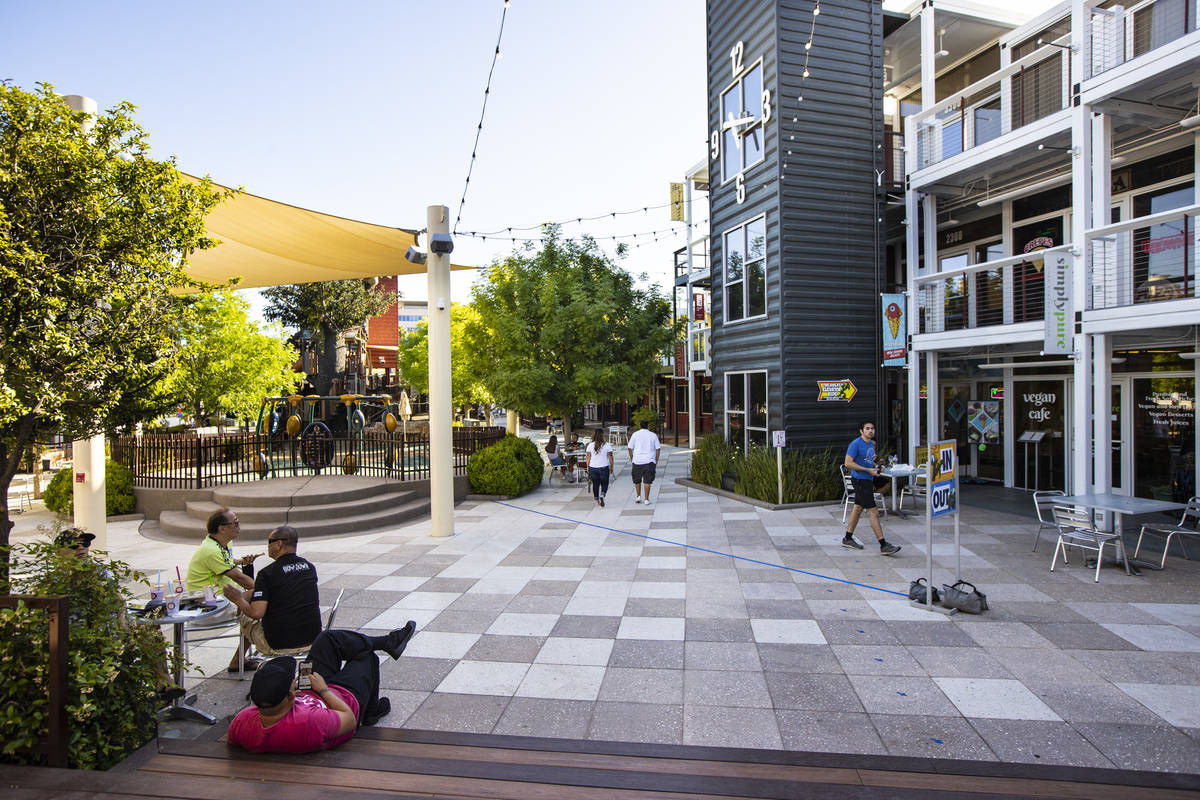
[[1031, 489, 1066, 552], [1134, 496, 1200, 569], [899, 464, 928, 511], [252, 587, 347, 658], [1050, 505, 1123, 583], [839, 465, 886, 523]]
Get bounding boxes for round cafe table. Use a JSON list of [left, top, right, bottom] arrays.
[[147, 597, 230, 724]]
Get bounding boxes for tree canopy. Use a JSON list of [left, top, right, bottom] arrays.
[[465, 228, 677, 423], [395, 303, 492, 411], [159, 290, 301, 422], [0, 82, 227, 578]]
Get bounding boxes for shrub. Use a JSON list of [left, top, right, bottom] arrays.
[[41, 459, 135, 517], [690, 433, 736, 488], [0, 537, 179, 770], [692, 435, 842, 505], [630, 406, 659, 431], [466, 434, 544, 496]]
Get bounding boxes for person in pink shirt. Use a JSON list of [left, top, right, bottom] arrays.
[[227, 622, 416, 754]]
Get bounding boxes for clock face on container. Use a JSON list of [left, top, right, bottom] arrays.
[[712, 39, 770, 204]]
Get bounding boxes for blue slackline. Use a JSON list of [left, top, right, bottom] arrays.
[[492, 500, 907, 598]]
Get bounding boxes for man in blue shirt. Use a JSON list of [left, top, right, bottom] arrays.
[[844, 422, 900, 555]]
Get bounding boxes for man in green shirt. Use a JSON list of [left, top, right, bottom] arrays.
[[186, 508, 262, 671]]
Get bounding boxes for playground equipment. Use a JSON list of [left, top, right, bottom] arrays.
[[253, 394, 404, 478]]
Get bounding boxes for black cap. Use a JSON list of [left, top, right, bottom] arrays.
[[250, 656, 297, 708], [55, 528, 96, 548]]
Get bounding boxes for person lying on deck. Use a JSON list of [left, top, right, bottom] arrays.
[[227, 623, 417, 754]]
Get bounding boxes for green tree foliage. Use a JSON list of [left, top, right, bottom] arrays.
[[160, 290, 301, 422], [465, 228, 678, 431], [395, 303, 492, 411], [42, 459, 135, 517], [260, 279, 395, 395], [466, 434, 543, 496], [0, 83, 227, 583], [0, 538, 179, 769]]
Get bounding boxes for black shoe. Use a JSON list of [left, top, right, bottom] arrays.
[[383, 620, 417, 659], [362, 697, 391, 726], [842, 535, 864, 550], [880, 543, 901, 556], [599, 496, 605, 507]]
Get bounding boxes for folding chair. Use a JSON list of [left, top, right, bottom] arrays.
[[1031, 489, 1066, 552], [840, 465, 886, 523], [899, 464, 928, 511], [1050, 505, 1123, 582], [1134, 496, 1200, 569]]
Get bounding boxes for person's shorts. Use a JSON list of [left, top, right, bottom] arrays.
[[548, 455, 565, 466], [240, 616, 310, 657], [631, 461, 656, 484], [852, 477, 878, 509]]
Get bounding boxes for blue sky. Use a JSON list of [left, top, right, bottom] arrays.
[[3, 0, 1055, 315]]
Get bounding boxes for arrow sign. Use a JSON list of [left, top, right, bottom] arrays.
[[817, 379, 857, 402]]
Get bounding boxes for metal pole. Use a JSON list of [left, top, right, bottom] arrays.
[[427, 205, 454, 538], [685, 167, 697, 450]]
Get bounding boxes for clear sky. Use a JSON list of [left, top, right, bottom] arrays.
[[3, 0, 1058, 316]]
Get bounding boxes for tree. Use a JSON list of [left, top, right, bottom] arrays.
[[0, 82, 227, 586], [395, 303, 492, 415], [159, 290, 301, 423], [261, 279, 394, 396], [465, 227, 678, 435]]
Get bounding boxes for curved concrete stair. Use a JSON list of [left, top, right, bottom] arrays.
[[157, 476, 429, 540]]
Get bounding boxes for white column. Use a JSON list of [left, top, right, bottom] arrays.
[[1093, 334, 1111, 494], [904, 114, 921, 466], [506, 410, 520, 436], [426, 205, 454, 538], [1070, 14, 1094, 496], [71, 435, 106, 546], [926, 350, 940, 448]]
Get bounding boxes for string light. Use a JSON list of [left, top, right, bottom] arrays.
[[463, 200, 677, 236], [458, 225, 686, 245], [781, 1, 820, 181], [453, 1, 510, 235]]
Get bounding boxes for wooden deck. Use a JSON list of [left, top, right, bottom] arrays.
[[4, 727, 1200, 799]]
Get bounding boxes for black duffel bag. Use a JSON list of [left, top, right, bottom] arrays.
[[941, 580, 988, 614], [907, 578, 939, 604]]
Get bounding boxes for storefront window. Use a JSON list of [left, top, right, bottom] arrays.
[[725, 371, 767, 451], [1132, 184, 1194, 303], [1133, 377, 1195, 501], [974, 241, 1004, 327], [1012, 218, 1064, 323], [723, 215, 767, 322], [1013, 380, 1065, 490]]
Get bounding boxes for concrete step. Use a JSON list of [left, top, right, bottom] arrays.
[[158, 495, 430, 540], [183, 487, 417, 524], [210, 476, 401, 509]]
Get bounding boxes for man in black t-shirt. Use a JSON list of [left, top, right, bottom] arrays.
[[224, 525, 322, 654]]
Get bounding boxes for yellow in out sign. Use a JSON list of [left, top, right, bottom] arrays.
[[932, 440, 956, 483], [669, 182, 684, 221]]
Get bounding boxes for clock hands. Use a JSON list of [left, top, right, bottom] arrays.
[[723, 112, 755, 130]]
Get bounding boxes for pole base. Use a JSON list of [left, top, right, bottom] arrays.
[[909, 600, 957, 616]]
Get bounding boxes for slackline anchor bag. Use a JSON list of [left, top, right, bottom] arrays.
[[907, 578, 939, 603], [941, 580, 988, 614]]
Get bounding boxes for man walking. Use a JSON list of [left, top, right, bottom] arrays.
[[843, 421, 900, 556], [227, 622, 417, 754], [627, 419, 661, 505], [223, 525, 322, 656]]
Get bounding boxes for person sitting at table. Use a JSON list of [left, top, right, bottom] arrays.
[[223, 525, 322, 658], [185, 508, 261, 671], [545, 434, 567, 479], [565, 432, 583, 482], [227, 622, 417, 754]]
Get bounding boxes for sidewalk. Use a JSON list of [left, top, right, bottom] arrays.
[[73, 441, 1200, 772]]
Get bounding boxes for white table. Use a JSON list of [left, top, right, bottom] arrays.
[[1057, 493, 1187, 575], [881, 464, 921, 516], [608, 425, 629, 445], [146, 597, 230, 724]]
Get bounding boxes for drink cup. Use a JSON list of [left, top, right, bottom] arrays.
[[202, 585, 217, 607], [165, 596, 178, 616], [172, 579, 185, 595], [150, 585, 165, 603]]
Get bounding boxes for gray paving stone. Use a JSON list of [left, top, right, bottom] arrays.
[[765, 672, 864, 712], [744, 599, 809, 619], [590, 701, 683, 744], [446, 593, 514, 611], [870, 713, 999, 761], [684, 641, 762, 671], [684, 618, 755, 642], [498, 553, 551, 567], [550, 615, 622, 639], [520, 580, 578, 596], [378, 656, 458, 692], [463, 635, 547, 663], [418, 577, 477, 593], [504, 594, 570, 614], [984, 647, 1107, 685], [1022, 680, 1170, 725], [776, 710, 888, 754], [848, 675, 958, 716], [425, 609, 502, 634], [368, 689, 429, 729], [598, 667, 684, 704], [757, 643, 844, 674], [906, 646, 1013, 679], [957, 621, 1055, 648], [493, 697, 593, 738], [832, 645, 927, 677], [970, 718, 1115, 767], [406, 692, 509, 733], [683, 670, 772, 708], [1027, 622, 1140, 650], [624, 598, 687, 617], [608, 639, 685, 669], [683, 704, 782, 749], [1073, 722, 1200, 773], [819, 619, 902, 645]]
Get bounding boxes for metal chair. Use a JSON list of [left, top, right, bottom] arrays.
[[7, 475, 33, 513], [1050, 505, 1123, 582], [839, 465, 887, 523], [1031, 489, 1067, 552], [899, 464, 928, 511], [1134, 496, 1200, 569], [251, 587, 346, 659]]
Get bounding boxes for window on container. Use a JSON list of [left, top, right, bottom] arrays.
[[724, 215, 767, 322], [725, 371, 767, 452]]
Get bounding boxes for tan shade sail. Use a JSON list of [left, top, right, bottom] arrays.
[[181, 174, 473, 289]]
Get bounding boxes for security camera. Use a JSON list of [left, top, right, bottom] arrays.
[[404, 246, 427, 266], [430, 233, 454, 255]]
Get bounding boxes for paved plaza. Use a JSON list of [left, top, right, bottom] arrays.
[[15, 442, 1200, 773]]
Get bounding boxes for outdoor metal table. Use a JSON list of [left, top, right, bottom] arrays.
[[562, 448, 587, 482], [1057, 493, 1187, 575], [881, 464, 921, 517], [148, 597, 230, 724]]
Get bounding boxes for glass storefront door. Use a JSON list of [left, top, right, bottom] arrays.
[[971, 381, 1004, 481], [1132, 376, 1195, 501], [1014, 379, 1067, 490]]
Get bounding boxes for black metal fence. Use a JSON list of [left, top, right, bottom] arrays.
[[112, 427, 506, 489]]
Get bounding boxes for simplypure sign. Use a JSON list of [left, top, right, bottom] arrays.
[[1043, 250, 1072, 355]]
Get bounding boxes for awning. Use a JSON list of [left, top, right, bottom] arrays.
[[181, 174, 474, 289]]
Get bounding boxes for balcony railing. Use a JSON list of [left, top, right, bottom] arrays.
[[913, 39, 1070, 171], [915, 247, 1071, 335], [1087, 0, 1198, 79], [1086, 203, 1200, 310]]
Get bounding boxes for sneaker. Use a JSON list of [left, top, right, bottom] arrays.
[[634, 497, 643, 504], [880, 543, 901, 556], [643, 497, 652, 506], [362, 697, 391, 726], [599, 496, 605, 507], [841, 535, 864, 550], [383, 620, 417, 659]]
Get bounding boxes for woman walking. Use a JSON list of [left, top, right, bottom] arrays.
[[586, 429, 615, 506]]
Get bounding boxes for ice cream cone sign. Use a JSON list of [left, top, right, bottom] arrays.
[[886, 302, 902, 339]]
